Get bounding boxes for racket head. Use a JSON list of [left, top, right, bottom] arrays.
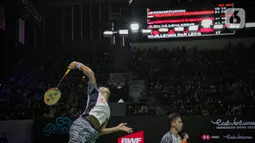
[[44, 88, 61, 106]]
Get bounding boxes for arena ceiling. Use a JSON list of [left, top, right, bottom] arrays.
[[30, 0, 131, 6], [28, 0, 131, 13]]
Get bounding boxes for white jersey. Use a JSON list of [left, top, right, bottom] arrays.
[[82, 82, 111, 127], [160, 131, 182, 143]]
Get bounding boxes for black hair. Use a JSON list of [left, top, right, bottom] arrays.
[[168, 113, 181, 127]]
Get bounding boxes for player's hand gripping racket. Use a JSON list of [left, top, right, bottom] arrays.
[[44, 69, 71, 106]]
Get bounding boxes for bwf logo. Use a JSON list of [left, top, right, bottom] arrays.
[[225, 8, 245, 29], [118, 131, 144, 143], [120, 138, 142, 143]]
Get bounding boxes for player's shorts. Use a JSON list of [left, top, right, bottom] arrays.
[[68, 117, 99, 143]]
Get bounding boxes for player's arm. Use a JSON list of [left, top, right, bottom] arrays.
[[98, 122, 133, 136], [98, 121, 118, 135], [79, 64, 96, 84], [77, 62, 96, 84], [68, 61, 96, 84]]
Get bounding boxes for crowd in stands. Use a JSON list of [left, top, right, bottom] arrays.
[[1, 41, 255, 119], [0, 46, 115, 119], [129, 43, 255, 115]]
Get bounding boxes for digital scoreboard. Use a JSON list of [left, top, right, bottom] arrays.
[[147, 3, 235, 39]]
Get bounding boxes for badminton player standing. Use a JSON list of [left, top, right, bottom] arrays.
[[160, 113, 188, 143], [68, 61, 133, 143]]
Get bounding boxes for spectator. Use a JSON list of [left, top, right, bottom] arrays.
[[1, 42, 255, 118]]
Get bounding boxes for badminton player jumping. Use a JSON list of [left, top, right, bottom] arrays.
[[68, 61, 133, 143]]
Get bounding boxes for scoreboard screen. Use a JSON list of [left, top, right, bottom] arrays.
[[147, 3, 235, 39]]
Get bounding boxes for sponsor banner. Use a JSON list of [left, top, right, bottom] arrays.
[[118, 131, 144, 143], [34, 116, 166, 143], [33, 117, 73, 143], [0, 120, 33, 143], [34, 116, 255, 143], [211, 117, 255, 130], [223, 134, 253, 140], [200, 133, 254, 142], [42, 117, 72, 136], [195, 116, 255, 143], [201, 134, 220, 140]]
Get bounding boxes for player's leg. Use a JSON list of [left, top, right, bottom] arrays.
[[79, 118, 99, 143], [69, 117, 88, 143]]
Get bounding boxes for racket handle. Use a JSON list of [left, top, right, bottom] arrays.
[[56, 69, 71, 89], [65, 69, 71, 76]]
